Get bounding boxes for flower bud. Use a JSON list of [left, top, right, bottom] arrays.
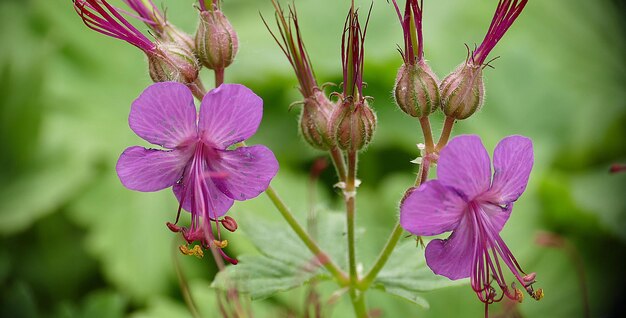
[[195, 9, 238, 70], [330, 99, 377, 152], [148, 42, 200, 84], [163, 25, 195, 53], [300, 90, 336, 150], [394, 61, 440, 118], [440, 63, 484, 120]]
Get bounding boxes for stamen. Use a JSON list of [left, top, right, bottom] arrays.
[[179, 245, 204, 259], [213, 239, 229, 248]]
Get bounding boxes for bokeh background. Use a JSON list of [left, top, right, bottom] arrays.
[[1, 0, 625, 317]]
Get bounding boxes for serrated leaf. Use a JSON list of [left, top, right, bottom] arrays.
[[212, 211, 348, 300], [372, 242, 467, 308]]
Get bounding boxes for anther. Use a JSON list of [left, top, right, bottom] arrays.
[[213, 239, 229, 248], [166, 222, 182, 232], [220, 216, 238, 232]]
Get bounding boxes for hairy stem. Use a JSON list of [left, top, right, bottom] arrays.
[[419, 116, 435, 153], [265, 185, 349, 285], [329, 147, 348, 182], [344, 150, 368, 316], [359, 161, 430, 290], [436, 116, 455, 151], [215, 68, 225, 87], [346, 150, 358, 284]]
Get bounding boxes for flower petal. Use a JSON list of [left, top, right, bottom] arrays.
[[116, 146, 190, 192], [487, 135, 533, 204], [400, 180, 467, 236], [212, 145, 279, 201], [437, 135, 491, 200], [129, 82, 197, 148], [480, 202, 513, 233], [173, 180, 234, 219], [198, 84, 263, 148], [425, 215, 475, 280]]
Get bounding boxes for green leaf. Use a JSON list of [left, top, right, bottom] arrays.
[[66, 172, 177, 301], [372, 242, 467, 308], [80, 290, 127, 318], [0, 154, 93, 235], [212, 211, 347, 300]]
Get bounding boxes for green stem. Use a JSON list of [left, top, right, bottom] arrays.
[[344, 150, 368, 316], [329, 147, 347, 182], [359, 161, 430, 290], [265, 185, 349, 286], [358, 224, 403, 290], [436, 116, 455, 151], [345, 151, 358, 284], [419, 116, 435, 153], [349, 290, 368, 318]]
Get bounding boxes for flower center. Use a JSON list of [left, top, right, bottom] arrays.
[[468, 201, 542, 305]]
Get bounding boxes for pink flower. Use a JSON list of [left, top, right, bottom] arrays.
[[116, 82, 279, 264], [400, 135, 542, 305]]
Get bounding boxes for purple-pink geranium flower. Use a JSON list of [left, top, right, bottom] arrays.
[[400, 135, 542, 306], [116, 82, 279, 264]]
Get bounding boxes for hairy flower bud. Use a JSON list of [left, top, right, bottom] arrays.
[[330, 99, 377, 152], [195, 9, 238, 70], [394, 61, 440, 118], [440, 63, 484, 120], [300, 90, 336, 150], [148, 42, 200, 84]]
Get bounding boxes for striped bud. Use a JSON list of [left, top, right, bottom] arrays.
[[300, 91, 336, 150], [440, 63, 484, 120], [195, 9, 238, 70], [394, 61, 440, 118], [330, 99, 377, 152], [148, 42, 200, 84]]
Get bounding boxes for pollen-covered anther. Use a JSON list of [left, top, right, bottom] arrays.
[[220, 216, 238, 232], [179, 245, 204, 259], [533, 288, 544, 301], [213, 239, 229, 249], [514, 287, 524, 303]]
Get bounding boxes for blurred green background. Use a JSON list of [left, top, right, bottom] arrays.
[[1, 0, 625, 317]]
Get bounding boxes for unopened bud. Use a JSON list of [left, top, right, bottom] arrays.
[[300, 90, 336, 150], [148, 42, 200, 84], [330, 98, 377, 152], [220, 216, 238, 232], [394, 61, 440, 118], [162, 25, 195, 53], [195, 9, 238, 70], [440, 63, 484, 120]]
